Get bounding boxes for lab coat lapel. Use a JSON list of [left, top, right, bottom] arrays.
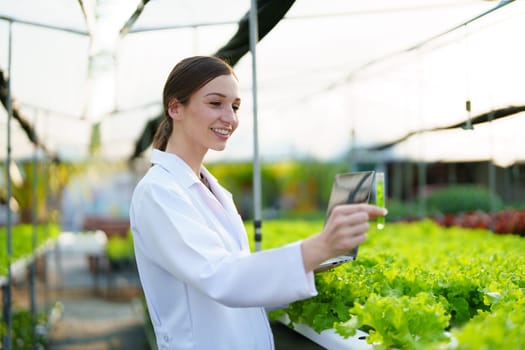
[[212, 185, 250, 250], [195, 185, 240, 252], [152, 151, 248, 251], [200, 170, 249, 252]]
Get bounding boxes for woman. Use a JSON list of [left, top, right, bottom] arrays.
[[129, 56, 386, 350]]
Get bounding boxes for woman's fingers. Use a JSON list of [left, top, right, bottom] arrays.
[[332, 211, 369, 228], [331, 203, 387, 219], [302, 203, 388, 272], [327, 222, 369, 255], [322, 203, 386, 254]]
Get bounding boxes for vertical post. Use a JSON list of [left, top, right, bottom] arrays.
[[417, 162, 427, 217], [348, 128, 356, 172], [392, 162, 402, 202], [30, 111, 38, 348], [416, 51, 427, 217], [406, 163, 414, 202], [488, 161, 496, 211], [511, 164, 520, 204], [249, 0, 262, 251], [487, 112, 497, 212], [3, 20, 14, 350], [447, 163, 457, 184]]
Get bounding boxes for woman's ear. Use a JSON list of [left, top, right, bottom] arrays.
[[167, 99, 182, 120]]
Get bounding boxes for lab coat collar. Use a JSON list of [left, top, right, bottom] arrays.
[[150, 149, 200, 188], [150, 150, 226, 193], [198, 166, 219, 189], [150, 149, 246, 249]]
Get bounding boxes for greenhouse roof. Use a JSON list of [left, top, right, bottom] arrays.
[[1, 0, 524, 166]]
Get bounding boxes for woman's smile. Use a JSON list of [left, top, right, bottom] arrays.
[[211, 127, 232, 138]]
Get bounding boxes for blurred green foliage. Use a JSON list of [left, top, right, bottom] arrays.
[[426, 185, 503, 215], [106, 230, 134, 262], [1, 308, 49, 350], [207, 160, 348, 220], [0, 223, 60, 276], [381, 198, 421, 222], [1, 160, 86, 223]]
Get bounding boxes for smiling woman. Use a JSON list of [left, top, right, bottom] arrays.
[[153, 58, 240, 159], [160, 58, 240, 166], [128, 55, 385, 350]]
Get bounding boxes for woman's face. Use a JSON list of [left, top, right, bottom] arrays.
[[169, 74, 241, 155]]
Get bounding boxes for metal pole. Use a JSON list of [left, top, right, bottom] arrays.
[[3, 20, 14, 350], [416, 51, 427, 218], [418, 162, 427, 216], [249, 0, 262, 251], [30, 111, 38, 349], [487, 112, 497, 213]]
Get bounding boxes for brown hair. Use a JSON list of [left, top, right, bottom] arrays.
[[152, 56, 236, 151]]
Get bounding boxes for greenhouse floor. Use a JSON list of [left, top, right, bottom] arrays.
[[42, 249, 147, 350], [10, 240, 326, 350]]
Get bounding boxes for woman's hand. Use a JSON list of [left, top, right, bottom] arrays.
[[300, 204, 387, 273]]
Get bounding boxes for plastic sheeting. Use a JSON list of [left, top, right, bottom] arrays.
[[1, 0, 524, 164]]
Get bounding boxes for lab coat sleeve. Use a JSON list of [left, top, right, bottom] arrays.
[[131, 180, 317, 308]]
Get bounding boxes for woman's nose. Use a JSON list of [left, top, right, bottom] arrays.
[[221, 105, 237, 121]]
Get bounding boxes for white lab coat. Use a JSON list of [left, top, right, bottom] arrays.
[[130, 150, 317, 350]]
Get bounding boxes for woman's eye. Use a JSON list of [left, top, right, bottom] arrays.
[[210, 101, 221, 107], [232, 104, 240, 112]]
